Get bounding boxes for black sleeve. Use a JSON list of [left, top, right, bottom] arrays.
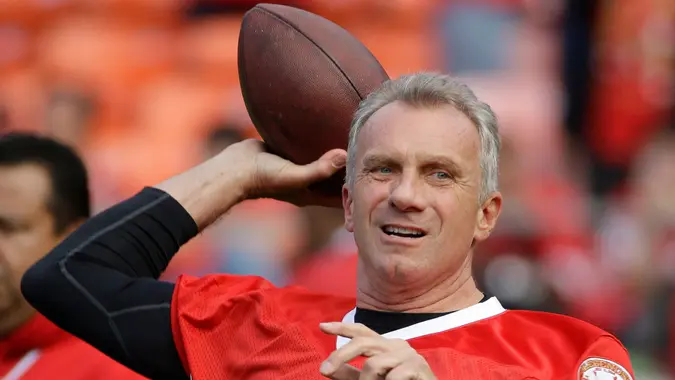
[[21, 187, 198, 380]]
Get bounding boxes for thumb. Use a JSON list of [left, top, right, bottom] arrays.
[[282, 149, 347, 186]]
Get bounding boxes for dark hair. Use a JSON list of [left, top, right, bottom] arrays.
[[0, 132, 90, 233]]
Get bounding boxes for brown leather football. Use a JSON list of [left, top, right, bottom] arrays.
[[238, 3, 389, 197]]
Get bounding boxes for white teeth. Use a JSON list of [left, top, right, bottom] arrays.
[[383, 226, 424, 236]]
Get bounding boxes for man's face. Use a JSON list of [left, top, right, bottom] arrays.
[[342, 101, 501, 287], [0, 164, 65, 335]]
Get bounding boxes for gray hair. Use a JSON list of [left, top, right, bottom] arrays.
[[346, 72, 501, 202]]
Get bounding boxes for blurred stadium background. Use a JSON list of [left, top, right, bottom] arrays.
[[0, 0, 673, 378]]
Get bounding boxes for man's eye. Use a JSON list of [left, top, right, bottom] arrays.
[[433, 171, 451, 180], [377, 167, 393, 174]]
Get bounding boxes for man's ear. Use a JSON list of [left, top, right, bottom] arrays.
[[474, 192, 502, 243], [342, 185, 354, 232]]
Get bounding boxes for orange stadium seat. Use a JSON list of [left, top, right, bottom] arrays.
[[0, 0, 74, 29], [306, 0, 442, 77], [110, 75, 233, 193], [35, 15, 183, 134], [176, 16, 242, 87], [353, 26, 440, 78], [306, 0, 438, 29], [65, 0, 182, 25], [36, 16, 130, 88], [0, 26, 34, 75]]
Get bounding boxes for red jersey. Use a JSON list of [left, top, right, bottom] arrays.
[[289, 251, 358, 297], [0, 313, 146, 380], [171, 274, 635, 380]]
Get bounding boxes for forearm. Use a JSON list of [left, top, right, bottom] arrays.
[[155, 149, 249, 230]]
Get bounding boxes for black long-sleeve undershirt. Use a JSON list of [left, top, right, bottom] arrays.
[[21, 187, 194, 379], [21, 187, 471, 379]]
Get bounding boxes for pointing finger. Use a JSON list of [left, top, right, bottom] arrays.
[[320, 322, 380, 339]]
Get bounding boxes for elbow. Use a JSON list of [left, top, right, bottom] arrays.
[[21, 254, 62, 313]]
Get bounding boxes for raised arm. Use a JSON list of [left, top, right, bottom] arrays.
[[21, 139, 346, 379]]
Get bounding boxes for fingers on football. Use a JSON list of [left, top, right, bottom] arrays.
[[272, 148, 345, 186], [301, 149, 347, 183], [319, 322, 380, 339]]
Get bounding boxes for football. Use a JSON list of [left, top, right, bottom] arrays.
[[238, 3, 389, 196]]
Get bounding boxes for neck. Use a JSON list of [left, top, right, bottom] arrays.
[[355, 254, 483, 313]]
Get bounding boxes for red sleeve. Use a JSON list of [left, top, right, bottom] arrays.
[[170, 274, 277, 376], [574, 335, 635, 380]]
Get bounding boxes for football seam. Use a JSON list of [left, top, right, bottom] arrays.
[[253, 6, 366, 101]]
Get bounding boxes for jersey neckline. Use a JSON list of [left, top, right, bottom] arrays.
[[336, 297, 506, 349]]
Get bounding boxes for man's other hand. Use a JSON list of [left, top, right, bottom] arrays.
[[319, 322, 437, 380]]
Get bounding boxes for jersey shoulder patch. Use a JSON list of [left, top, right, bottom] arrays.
[[578, 357, 633, 380]]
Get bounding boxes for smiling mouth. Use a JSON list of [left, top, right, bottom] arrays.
[[381, 225, 427, 239]]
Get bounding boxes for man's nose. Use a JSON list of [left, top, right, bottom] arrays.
[[389, 172, 426, 212]]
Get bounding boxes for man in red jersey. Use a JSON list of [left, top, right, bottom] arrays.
[[22, 73, 634, 379], [0, 133, 146, 379]]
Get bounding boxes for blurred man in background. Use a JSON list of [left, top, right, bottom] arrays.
[[0, 132, 145, 379], [44, 87, 96, 150]]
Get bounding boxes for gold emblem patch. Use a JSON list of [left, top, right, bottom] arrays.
[[578, 357, 633, 380]]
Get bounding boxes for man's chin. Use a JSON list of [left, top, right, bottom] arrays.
[[369, 256, 428, 285]]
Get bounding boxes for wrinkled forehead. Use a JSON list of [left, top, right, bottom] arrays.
[[354, 102, 481, 169]]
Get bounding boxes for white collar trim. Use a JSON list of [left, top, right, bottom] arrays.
[[336, 297, 506, 349]]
